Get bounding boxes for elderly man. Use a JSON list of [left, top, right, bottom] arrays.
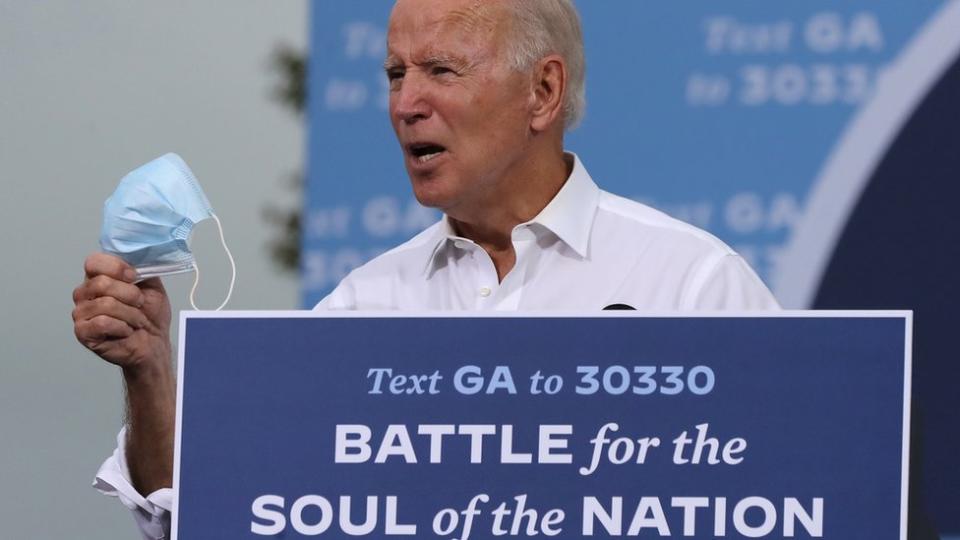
[[73, 0, 775, 537]]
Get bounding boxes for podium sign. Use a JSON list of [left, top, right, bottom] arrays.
[[172, 312, 911, 539]]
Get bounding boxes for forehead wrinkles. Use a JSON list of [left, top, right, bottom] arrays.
[[388, 1, 507, 59], [384, 0, 526, 74], [456, 1, 516, 53], [440, 1, 500, 36], [432, 2, 509, 64]]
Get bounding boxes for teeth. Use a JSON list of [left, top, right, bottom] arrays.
[[417, 152, 442, 163]]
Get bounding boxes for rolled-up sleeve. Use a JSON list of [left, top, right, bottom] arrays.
[[92, 427, 172, 540]]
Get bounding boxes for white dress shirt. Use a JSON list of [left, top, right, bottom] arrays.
[[318, 154, 778, 311], [93, 153, 778, 539]]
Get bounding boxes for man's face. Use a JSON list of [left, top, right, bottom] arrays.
[[385, 0, 533, 216]]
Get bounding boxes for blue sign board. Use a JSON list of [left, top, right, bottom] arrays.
[[173, 313, 910, 539]]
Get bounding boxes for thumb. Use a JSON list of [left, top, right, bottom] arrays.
[[138, 277, 166, 293]]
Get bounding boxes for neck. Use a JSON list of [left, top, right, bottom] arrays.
[[448, 142, 570, 281]]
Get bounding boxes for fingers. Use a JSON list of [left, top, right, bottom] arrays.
[[73, 295, 149, 330], [74, 253, 172, 367], [76, 253, 145, 309], [75, 314, 135, 345], [137, 276, 166, 295], [84, 253, 137, 283], [73, 254, 150, 345], [74, 274, 145, 307]]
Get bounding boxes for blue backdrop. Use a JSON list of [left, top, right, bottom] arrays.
[[305, 1, 960, 534]]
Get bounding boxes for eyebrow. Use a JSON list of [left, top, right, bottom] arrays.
[[383, 53, 465, 72], [420, 54, 463, 68], [383, 54, 403, 71]]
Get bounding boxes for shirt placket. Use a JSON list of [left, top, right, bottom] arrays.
[[494, 227, 536, 310], [452, 227, 536, 310], [471, 244, 500, 310], [448, 239, 497, 310]]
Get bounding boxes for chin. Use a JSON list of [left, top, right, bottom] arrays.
[[408, 175, 459, 210], [411, 189, 453, 211]]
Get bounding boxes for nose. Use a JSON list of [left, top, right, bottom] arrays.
[[392, 72, 432, 125]]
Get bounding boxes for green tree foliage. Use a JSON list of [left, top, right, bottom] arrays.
[[264, 44, 306, 273]]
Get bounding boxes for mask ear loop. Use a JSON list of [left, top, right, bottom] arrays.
[[189, 214, 236, 310]]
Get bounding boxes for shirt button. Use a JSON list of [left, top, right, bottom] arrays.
[[479, 287, 492, 297]]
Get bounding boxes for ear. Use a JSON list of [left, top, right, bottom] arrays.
[[529, 54, 567, 133]]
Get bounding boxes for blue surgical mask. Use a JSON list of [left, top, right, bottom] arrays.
[[100, 153, 235, 310]]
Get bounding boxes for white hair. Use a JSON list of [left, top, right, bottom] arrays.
[[503, 0, 586, 130]]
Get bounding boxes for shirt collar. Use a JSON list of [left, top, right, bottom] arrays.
[[422, 216, 461, 277], [423, 152, 601, 276], [529, 152, 600, 259]]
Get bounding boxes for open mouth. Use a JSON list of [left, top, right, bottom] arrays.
[[408, 143, 447, 164]]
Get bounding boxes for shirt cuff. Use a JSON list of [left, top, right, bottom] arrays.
[[92, 427, 172, 540]]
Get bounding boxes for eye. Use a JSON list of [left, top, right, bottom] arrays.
[[386, 68, 405, 89], [431, 66, 456, 76]]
